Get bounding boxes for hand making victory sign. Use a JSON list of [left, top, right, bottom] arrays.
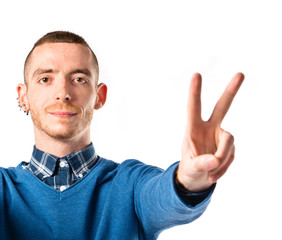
[[177, 73, 245, 192]]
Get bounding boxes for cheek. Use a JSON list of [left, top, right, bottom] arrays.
[[28, 96, 45, 113], [80, 92, 97, 109], [83, 101, 95, 114], [27, 87, 48, 108]]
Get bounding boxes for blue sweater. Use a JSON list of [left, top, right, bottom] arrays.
[[0, 157, 213, 240]]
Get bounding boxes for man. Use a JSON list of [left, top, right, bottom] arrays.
[[0, 31, 244, 239]]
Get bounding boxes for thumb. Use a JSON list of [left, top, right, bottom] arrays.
[[192, 154, 220, 173]]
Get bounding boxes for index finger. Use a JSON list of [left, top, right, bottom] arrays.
[[209, 72, 244, 123], [187, 73, 202, 125]]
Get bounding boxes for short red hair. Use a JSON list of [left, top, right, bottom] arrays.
[[24, 31, 99, 84]]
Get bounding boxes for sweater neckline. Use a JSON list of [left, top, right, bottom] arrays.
[[17, 157, 103, 196]]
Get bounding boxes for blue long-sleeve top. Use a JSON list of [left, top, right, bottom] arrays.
[[0, 157, 214, 240]]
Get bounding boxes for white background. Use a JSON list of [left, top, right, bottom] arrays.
[[0, 0, 281, 239]]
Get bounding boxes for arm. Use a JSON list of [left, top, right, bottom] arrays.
[[134, 161, 215, 239], [135, 73, 244, 238]]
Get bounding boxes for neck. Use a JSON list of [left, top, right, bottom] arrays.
[[33, 127, 91, 157]]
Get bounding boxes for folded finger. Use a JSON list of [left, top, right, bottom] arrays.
[[209, 145, 235, 182], [215, 130, 235, 161]]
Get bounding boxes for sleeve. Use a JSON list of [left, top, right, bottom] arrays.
[[0, 169, 9, 240], [134, 161, 215, 239], [174, 171, 216, 207]]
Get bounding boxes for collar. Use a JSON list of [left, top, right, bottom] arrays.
[[26, 143, 98, 180]]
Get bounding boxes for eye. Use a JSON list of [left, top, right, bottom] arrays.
[[39, 77, 50, 84], [73, 77, 87, 84]]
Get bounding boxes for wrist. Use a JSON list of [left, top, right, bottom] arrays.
[[176, 167, 213, 192]]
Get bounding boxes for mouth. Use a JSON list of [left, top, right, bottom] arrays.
[[49, 111, 78, 119]]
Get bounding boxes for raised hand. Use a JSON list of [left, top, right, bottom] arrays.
[[177, 73, 244, 192]]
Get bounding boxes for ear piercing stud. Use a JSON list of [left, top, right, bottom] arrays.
[[17, 97, 29, 115]]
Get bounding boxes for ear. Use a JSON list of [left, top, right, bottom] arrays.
[[17, 83, 30, 112], [94, 83, 107, 110]]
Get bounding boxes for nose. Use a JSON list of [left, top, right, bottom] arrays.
[[55, 78, 72, 102]]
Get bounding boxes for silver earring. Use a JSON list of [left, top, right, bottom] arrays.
[[17, 98, 29, 115]]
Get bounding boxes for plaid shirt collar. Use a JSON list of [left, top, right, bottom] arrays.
[[26, 143, 98, 181]]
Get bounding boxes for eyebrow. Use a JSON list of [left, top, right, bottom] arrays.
[[32, 68, 93, 78], [32, 68, 55, 78], [69, 69, 92, 77]]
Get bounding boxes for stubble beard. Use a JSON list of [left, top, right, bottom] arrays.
[[30, 106, 94, 140]]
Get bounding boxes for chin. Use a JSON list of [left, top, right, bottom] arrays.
[[32, 113, 91, 140], [46, 130, 79, 140], [39, 123, 83, 140]]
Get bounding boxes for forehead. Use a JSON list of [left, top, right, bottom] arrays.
[[27, 43, 96, 77]]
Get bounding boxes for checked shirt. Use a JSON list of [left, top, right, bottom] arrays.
[[22, 143, 98, 192]]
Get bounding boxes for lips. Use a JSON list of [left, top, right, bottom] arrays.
[[45, 103, 81, 119], [49, 111, 77, 119]]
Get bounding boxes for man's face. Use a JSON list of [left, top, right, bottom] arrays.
[[23, 43, 103, 140]]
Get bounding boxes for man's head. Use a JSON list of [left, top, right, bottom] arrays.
[[24, 31, 99, 85], [17, 31, 107, 141]]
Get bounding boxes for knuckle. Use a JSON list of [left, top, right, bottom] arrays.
[[192, 161, 202, 172], [216, 155, 224, 163], [222, 130, 234, 143], [229, 146, 236, 160], [226, 133, 234, 144], [229, 151, 235, 160]]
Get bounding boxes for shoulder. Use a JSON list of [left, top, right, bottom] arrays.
[[96, 157, 164, 188], [107, 158, 164, 191], [97, 157, 163, 174], [0, 166, 17, 190], [0, 166, 16, 178], [118, 159, 164, 176], [0, 163, 30, 183]]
